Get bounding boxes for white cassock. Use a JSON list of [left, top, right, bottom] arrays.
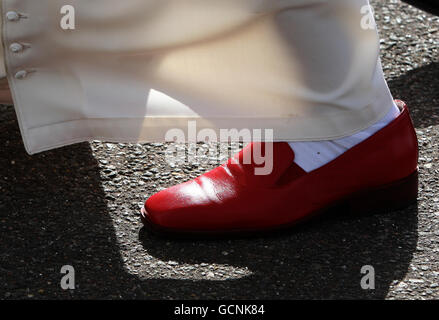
[[0, 0, 395, 154]]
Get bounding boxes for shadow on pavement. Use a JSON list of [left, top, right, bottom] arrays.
[[388, 62, 439, 129], [0, 105, 137, 299]]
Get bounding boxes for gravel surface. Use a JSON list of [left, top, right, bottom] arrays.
[[1, 0, 438, 300]]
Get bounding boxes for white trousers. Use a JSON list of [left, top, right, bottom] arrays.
[[1, 0, 395, 154]]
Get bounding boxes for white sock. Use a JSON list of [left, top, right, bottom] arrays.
[[289, 102, 401, 172]]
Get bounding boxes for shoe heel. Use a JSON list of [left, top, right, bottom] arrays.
[[345, 170, 418, 215]]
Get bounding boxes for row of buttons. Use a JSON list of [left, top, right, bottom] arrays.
[[6, 10, 31, 79]]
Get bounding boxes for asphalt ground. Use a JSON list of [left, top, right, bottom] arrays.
[[0, 0, 438, 299]]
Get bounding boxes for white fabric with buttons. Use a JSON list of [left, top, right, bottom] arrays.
[[2, 0, 397, 155]]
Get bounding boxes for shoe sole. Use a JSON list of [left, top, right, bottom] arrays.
[[140, 170, 419, 239]]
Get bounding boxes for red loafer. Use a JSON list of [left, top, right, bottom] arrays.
[[141, 101, 418, 237]]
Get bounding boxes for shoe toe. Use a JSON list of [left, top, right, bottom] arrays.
[[143, 178, 219, 230]]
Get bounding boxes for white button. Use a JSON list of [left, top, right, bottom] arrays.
[[10, 43, 24, 53], [6, 11, 20, 21], [14, 70, 28, 79]]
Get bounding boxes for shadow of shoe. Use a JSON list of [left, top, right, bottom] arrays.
[[138, 202, 418, 299]]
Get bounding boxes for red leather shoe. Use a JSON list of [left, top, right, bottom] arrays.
[[141, 101, 418, 237]]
